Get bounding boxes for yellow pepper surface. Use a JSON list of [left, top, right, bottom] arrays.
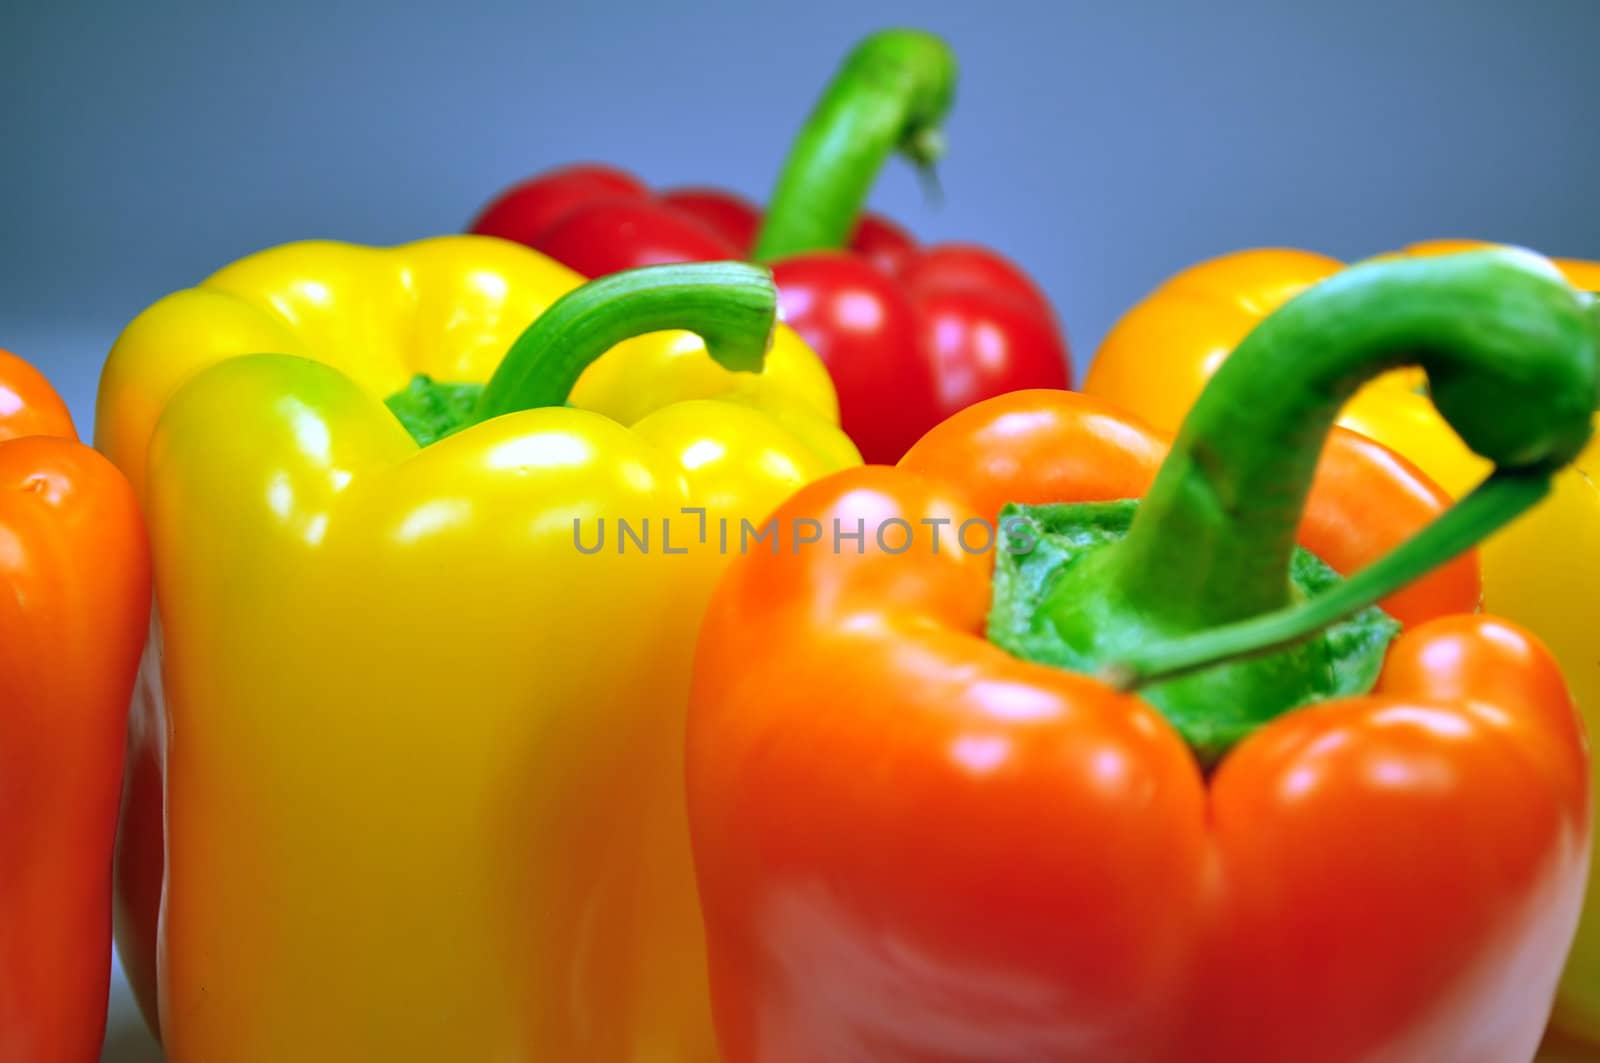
[[95, 236, 858, 1062], [1086, 240, 1600, 1050]]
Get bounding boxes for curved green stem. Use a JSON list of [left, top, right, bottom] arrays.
[[752, 30, 957, 261], [1016, 249, 1597, 761], [471, 262, 775, 423], [1107, 249, 1594, 634]]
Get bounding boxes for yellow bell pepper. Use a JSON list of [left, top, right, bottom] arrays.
[[1086, 241, 1600, 1049], [95, 237, 858, 1061]]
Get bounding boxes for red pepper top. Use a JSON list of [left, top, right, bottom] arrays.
[[469, 31, 1072, 463]]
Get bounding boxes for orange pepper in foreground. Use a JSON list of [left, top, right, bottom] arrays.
[[686, 252, 1593, 1061]]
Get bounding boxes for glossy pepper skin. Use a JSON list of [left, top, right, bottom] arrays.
[[96, 239, 857, 1060], [687, 251, 1595, 1062], [472, 162, 836, 278], [471, 30, 1070, 464], [1, 350, 150, 1062], [1087, 240, 1600, 1048]]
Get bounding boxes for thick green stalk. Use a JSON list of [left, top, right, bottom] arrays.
[[1024, 249, 1596, 759], [1104, 249, 1592, 632], [752, 30, 956, 261], [472, 262, 775, 421], [385, 263, 776, 446]]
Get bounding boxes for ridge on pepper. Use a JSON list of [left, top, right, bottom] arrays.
[[471, 29, 1071, 464]]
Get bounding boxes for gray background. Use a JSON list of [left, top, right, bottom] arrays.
[[4, 1, 1598, 1059]]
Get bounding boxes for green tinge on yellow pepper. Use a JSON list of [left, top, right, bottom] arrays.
[[95, 237, 859, 1060]]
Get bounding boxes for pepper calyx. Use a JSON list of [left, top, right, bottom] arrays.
[[382, 262, 777, 447], [988, 500, 1397, 768]]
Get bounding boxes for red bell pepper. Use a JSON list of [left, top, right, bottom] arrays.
[[1, 349, 150, 1061], [471, 30, 1071, 463], [685, 250, 1595, 1061]]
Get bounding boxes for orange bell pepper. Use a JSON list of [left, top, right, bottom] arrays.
[[0, 349, 150, 1061], [686, 251, 1593, 1061]]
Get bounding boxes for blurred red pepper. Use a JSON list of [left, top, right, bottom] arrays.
[[471, 30, 1071, 463], [0, 349, 149, 1062]]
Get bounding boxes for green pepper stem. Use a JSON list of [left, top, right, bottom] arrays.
[[1021, 250, 1597, 761], [470, 262, 775, 423], [1103, 249, 1596, 635], [751, 30, 957, 261], [1104, 468, 1553, 690]]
